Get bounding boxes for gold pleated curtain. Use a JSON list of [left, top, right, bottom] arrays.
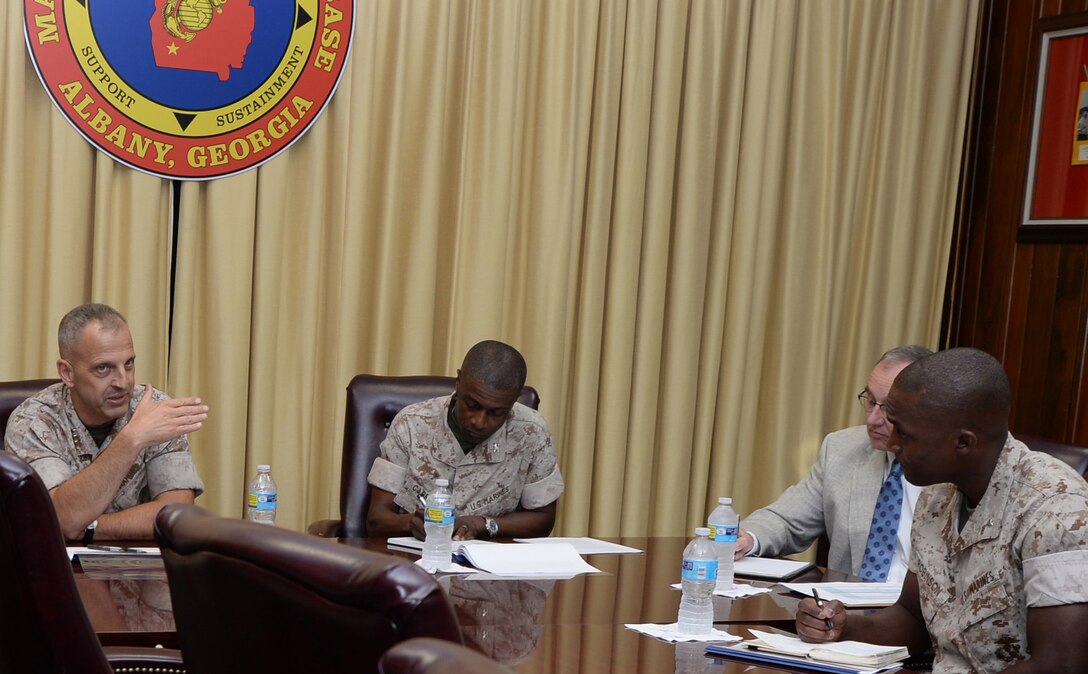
[[1, 1, 979, 538]]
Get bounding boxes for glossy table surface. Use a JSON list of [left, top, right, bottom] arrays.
[[75, 536, 904, 673]]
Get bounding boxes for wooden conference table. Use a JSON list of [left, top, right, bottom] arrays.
[[76, 536, 905, 673]]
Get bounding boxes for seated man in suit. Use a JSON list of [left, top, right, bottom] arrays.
[[797, 347, 1088, 672], [737, 345, 933, 581], [367, 340, 564, 540], [4, 303, 207, 542]]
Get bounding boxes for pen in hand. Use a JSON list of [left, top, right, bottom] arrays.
[[812, 588, 834, 630]]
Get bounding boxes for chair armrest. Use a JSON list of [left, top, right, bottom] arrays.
[[307, 518, 344, 538], [104, 646, 185, 672]]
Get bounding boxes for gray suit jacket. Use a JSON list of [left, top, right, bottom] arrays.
[[740, 425, 887, 574]]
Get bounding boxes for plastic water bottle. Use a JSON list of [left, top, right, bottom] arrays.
[[678, 526, 717, 635], [708, 496, 739, 591], [421, 478, 454, 571], [246, 464, 277, 525]]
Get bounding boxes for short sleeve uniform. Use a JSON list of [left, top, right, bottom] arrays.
[[909, 436, 1088, 673], [4, 383, 204, 512], [367, 395, 564, 517]]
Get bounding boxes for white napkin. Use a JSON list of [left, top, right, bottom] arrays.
[[624, 623, 742, 643], [669, 582, 772, 598]]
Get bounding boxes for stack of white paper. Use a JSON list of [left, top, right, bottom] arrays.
[[457, 541, 600, 577], [733, 556, 815, 580], [386, 537, 601, 577], [780, 582, 902, 607]]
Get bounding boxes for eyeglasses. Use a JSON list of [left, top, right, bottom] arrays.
[[857, 390, 885, 414]]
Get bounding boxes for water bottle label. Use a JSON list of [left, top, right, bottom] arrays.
[[247, 491, 277, 511], [712, 524, 738, 543], [425, 505, 454, 525], [681, 558, 718, 581]]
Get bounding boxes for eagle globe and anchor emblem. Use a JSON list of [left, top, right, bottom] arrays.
[[23, 0, 354, 180], [155, 0, 254, 81], [164, 0, 229, 40]]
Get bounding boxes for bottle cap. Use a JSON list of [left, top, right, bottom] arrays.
[[695, 527, 711, 536], [258, 464, 270, 471], [435, 478, 449, 487], [718, 497, 732, 505]]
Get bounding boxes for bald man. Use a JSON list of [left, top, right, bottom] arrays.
[[366, 340, 564, 541], [797, 348, 1088, 673]]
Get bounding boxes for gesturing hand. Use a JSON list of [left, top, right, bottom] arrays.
[[123, 385, 209, 450]]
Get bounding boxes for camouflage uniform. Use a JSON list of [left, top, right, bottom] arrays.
[[443, 575, 551, 664], [368, 395, 564, 517], [910, 435, 1088, 673], [3, 383, 204, 512]]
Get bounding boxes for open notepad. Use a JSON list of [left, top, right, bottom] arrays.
[[733, 556, 815, 581], [707, 628, 908, 673], [387, 537, 600, 577]]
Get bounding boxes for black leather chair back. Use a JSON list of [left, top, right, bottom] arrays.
[[331, 375, 539, 539], [0, 379, 59, 444], [1016, 432, 1088, 479], [156, 504, 463, 673], [0, 452, 113, 673]]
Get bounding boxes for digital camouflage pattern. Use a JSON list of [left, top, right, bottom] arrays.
[[368, 395, 564, 517], [4, 383, 204, 512], [910, 436, 1088, 673]]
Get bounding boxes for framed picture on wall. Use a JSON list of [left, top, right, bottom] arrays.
[[1021, 15, 1088, 240]]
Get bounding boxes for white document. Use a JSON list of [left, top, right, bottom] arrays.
[[513, 537, 643, 555], [779, 581, 902, 607], [669, 582, 772, 598], [457, 540, 601, 577], [386, 536, 425, 554], [387, 537, 601, 577], [67, 546, 160, 561], [733, 556, 815, 580]]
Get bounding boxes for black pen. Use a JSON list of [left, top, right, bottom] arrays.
[[87, 544, 147, 554], [812, 588, 834, 630]]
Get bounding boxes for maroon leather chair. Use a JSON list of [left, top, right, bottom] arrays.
[[0, 452, 185, 673], [308, 375, 539, 539], [155, 504, 462, 673], [1016, 432, 1088, 479], [379, 637, 514, 674], [0, 378, 59, 443]]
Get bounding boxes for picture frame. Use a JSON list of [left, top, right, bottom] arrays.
[[1020, 14, 1088, 241]]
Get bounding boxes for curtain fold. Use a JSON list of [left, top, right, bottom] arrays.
[[3, 0, 979, 540]]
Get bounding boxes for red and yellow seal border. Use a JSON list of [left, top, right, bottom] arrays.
[[23, 0, 354, 180]]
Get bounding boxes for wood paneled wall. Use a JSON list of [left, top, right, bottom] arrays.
[[944, 0, 1088, 442]]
